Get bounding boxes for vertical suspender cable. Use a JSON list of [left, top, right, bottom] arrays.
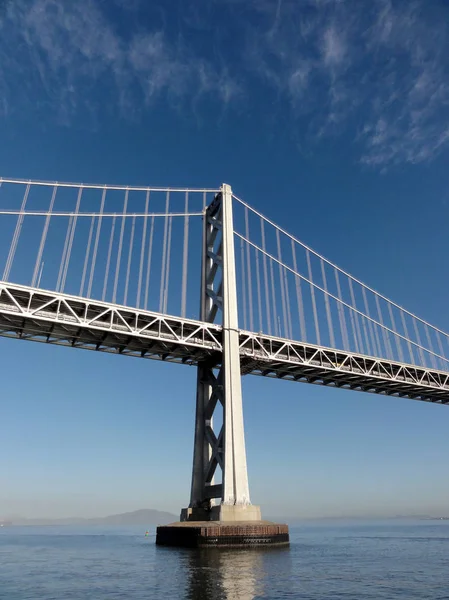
[[412, 318, 426, 367], [144, 216, 155, 310], [60, 187, 83, 292], [400, 311, 415, 365], [32, 185, 57, 287], [181, 192, 189, 317], [261, 219, 272, 335], [269, 258, 278, 336], [103, 216, 116, 301], [245, 207, 254, 332], [320, 259, 335, 348], [163, 216, 172, 314], [436, 332, 445, 366], [370, 294, 382, 359], [437, 332, 447, 370], [292, 239, 307, 342], [276, 229, 288, 339], [159, 191, 170, 313], [203, 217, 213, 323], [357, 284, 371, 357], [424, 325, 437, 369], [362, 287, 379, 358], [3, 183, 30, 281], [137, 190, 150, 308], [306, 250, 320, 345], [375, 295, 393, 359], [387, 303, 404, 363], [334, 269, 349, 350], [87, 188, 106, 299], [79, 216, 95, 296], [59, 220, 73, 292], [37, 261, 44, 287], [57, 215, 73, 292], [282, 245, 293, 339], [123, 215, 136, 306], [283, 267, 293, 340], [255, 247, 263, 332], [348, 279, 362, 354], [240, 238, 247, 329], [112, 189, 128, 304]]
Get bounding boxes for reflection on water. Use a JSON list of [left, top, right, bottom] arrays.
[[185, 546, 291, 600], [3, 523, 449, 598]]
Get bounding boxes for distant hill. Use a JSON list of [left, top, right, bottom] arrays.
[[89, 509, 176, 526], [7, 509, 176, 527]]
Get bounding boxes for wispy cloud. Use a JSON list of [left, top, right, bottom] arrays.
[[240, 0, 449, 166], [0, 0, 239, 122], [358, 0, 449, 165], [321, 25, 346, 68], [0, 0, 448, 167]]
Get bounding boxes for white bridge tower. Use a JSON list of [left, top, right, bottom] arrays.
[[181, 184, 261, 522]]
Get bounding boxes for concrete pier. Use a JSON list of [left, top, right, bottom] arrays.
[[156, 521, 289, 548]]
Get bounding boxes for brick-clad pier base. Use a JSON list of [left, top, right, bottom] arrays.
[[156, 521, 289, 548]]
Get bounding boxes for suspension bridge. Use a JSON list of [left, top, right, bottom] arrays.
[[0, 177, 448, 546]]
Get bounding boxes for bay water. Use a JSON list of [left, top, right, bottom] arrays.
[[1, 520, 448, 599]]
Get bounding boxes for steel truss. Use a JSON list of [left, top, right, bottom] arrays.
[[239, 333, 449, 404], [0, 281, 222, 364], [1, 281, 449, 404], [190, 193, 225, 506]]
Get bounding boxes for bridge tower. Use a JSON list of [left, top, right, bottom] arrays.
[[156, 185, 289, 547], [184, 184, 260, 522]]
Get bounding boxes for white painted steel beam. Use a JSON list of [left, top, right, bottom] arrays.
[[239, 331, 449, 404], [220, 184, 251, 506], [1, 281, 449, 403], [0, 281, 222, 365]]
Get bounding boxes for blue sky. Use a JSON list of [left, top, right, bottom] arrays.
[[1, 0, 449, 519]]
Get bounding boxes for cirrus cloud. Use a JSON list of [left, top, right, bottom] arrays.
[[0, 0, 239, 122], [0, 0, 448, 168], [239, 0, 449, 166]]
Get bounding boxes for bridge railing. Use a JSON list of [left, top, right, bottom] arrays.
[[232, 194, 449, 372], [0, 178, 217, 320]]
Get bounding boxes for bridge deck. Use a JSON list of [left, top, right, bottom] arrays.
[[1, 281, 448, 405]]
